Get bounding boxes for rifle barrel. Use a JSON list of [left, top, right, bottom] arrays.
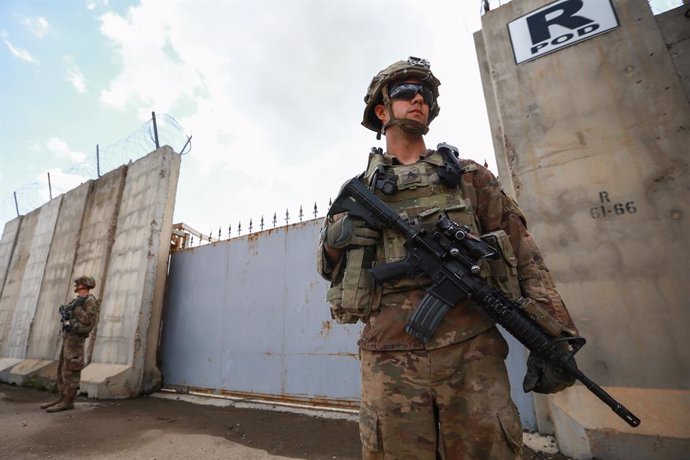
[[564, 361, 641, 427]]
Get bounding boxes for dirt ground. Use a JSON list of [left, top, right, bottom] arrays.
[[1, 383, 570, 459]]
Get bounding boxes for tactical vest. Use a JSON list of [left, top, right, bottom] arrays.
[[366, 150, 483, 293], [328, 148, 522, 348], [70, 294, 99, 337]]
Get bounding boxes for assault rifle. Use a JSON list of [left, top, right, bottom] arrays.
[[328, 177, 641, 427]]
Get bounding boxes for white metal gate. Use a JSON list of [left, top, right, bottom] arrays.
[[160, 220, 362, 408], [159, 219, 535, 427]]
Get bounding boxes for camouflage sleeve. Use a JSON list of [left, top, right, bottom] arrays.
[[73, 295, 99, 328], [316, 217, 344, 282], [317, 178, 353, 282], [473, 164, 577, 332]]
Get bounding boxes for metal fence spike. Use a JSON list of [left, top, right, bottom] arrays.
[[260, 215, 265, 230], [313, 202, 318, 218], [299, 205, 303, 222]]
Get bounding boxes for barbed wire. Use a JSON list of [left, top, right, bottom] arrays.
[[97, 113, 191, 174], [1, 113, 191, 226]]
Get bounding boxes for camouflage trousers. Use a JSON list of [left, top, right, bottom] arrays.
[[359, 328, 523, 460], [57, 333, 86, 392]]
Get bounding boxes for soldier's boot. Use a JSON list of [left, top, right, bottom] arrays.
[[46, 387, 76, 413], [40, 397, 63, 409]]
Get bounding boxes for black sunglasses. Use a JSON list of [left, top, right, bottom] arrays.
[[388, 83, 434, 105]]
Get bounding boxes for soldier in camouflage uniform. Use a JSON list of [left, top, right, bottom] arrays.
[[317, 57, 578, 459], [41, 276, 99, 413]]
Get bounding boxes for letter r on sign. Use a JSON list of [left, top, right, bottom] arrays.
[[526, 0, 594, 45]]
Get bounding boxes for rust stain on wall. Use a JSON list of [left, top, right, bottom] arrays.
[[320, 320, 332, 337]]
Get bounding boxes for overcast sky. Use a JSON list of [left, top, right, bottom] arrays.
[[0, 0, 682, 238]]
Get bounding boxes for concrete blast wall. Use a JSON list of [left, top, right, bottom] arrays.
[[0, 146, 180, 398], [475, 1, 689, 458]]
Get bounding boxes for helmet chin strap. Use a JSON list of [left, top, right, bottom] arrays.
[[383, 119, 429, 136], [379, 86, 429, 139]]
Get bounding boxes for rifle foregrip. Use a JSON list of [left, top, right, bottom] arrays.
[[369, 260, 412, 283], [405, 294, 451, 343]]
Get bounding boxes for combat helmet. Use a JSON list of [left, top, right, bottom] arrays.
[[362, 56, 441, 139], [74, 276, 96, 289]]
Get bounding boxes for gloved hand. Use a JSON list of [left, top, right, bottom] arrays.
[[523, 343, 576, 394], [321, 215, 380, 249]]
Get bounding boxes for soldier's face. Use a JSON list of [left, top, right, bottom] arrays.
[[376, 79, 430, 126]]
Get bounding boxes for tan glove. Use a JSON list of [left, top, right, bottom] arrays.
[[321, 215, 380, 249]]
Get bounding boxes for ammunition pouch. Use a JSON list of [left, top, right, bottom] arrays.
[[326, 247, 382, 324], [480, 230, 522, 300], [71, 321, 94, 337], [519, 298, 573, 337]]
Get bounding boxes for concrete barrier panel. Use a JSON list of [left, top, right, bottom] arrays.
[[6, 359, 54, 386], [71, 166, 127, 292], [0, 209, 40, 354], [0, 358, 22, 381], [26, 182, 92, 360], [87, 146, 180, 397], [3, 197, 62, 358], [0, 217, 22, 294], [550, 386, 690, 459]]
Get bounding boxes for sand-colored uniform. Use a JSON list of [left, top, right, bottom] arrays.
[[57, 294, 99, 395], [318, 149, 576, 459]]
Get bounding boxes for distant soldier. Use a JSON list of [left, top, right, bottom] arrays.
[[41, 276, 99, 413]]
